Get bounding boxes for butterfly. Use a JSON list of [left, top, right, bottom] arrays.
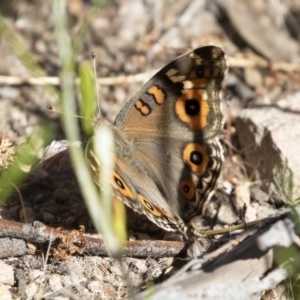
[[86, 46, 227, 237]]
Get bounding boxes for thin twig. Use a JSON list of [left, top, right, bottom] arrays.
[[228, 57, 300, 72], [0, 71, 155, 87], [0, 56, 299, 87], [0, 219, 185, 258]]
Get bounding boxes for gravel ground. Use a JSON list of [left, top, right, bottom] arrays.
[[0, 1, 300, 299]]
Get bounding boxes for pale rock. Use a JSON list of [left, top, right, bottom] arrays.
[[235, 92, 300, 202], [0, 284, 12, 300], [0, 261, 14, 285]]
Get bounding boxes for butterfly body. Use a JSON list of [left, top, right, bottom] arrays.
[[87, 46, 227, 236]]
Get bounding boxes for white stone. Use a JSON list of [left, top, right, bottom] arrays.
[[0, 261, 14, 285], [235, 92, 300, 201]]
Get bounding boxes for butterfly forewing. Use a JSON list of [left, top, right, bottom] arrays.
[[87, 46, 227, 237]]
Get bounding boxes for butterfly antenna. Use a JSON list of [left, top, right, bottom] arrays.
[[91, 51, 101, 118], [46, 105, 92, 120]]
